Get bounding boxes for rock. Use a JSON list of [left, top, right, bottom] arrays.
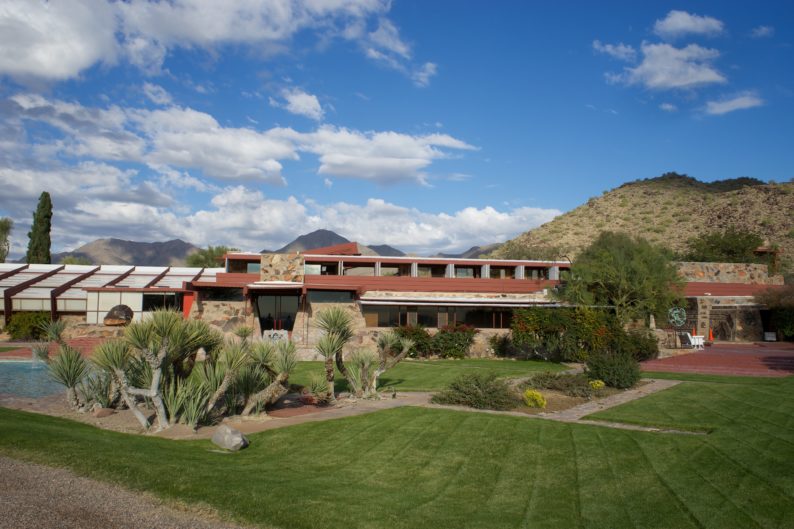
[[92, 407, 115, 418], [104, 305, 133, 326], [211, 425, 249, 451]]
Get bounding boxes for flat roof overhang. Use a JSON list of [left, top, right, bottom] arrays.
[[358, 299, 559, 308]]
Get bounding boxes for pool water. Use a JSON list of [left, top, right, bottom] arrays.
[[0, 361, 64, 398]]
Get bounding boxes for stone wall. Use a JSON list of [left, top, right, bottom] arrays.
[[260, 253, 305, 282], [677, 262, 783, 285], [189, 298, 254, 336], [695, 297, 764, 342], [62, 324, 124, 340]]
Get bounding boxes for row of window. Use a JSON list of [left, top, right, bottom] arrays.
[[362, 305, 513, 329], [305, 262, 552, 279]]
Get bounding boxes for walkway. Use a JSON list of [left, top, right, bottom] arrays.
[[0, 337, 108, 360], [642, 342, 794, 377]]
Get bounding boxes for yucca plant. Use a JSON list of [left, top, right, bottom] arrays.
[[205, 340, 250, 414], [48, 345, 89, 410], [242, 340, 297, 416], [315, 332, 349, 400], [78, 370, 114, 409], [162, 379, 187, 425], [180, 379, 209, 431], [233, 364, 270, 414], [315, 307, 357, 399], [38, 319, 67, 347], [92, 339, 151, 429], [351, 332, 414, 399]]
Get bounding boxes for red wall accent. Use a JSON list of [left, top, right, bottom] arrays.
[[304, 275, 559, 295], [183, 292, 195, 318]]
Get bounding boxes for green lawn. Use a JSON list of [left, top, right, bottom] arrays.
[[1, 374, 793, 528], [290, 358, 566, 392], [0, 346, 20, 353]]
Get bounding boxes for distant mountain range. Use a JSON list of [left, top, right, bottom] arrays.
[[53, 238, 200, 266], [437, 243, 501, 259]]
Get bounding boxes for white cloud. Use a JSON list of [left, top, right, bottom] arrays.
[[269, 88, 325, 121], [0, 0, 431, 84], [0, 0, 117, 81], [282, 126, 477, 185], [6, 93, 476, 186], [369, 19, 411, 58], [704, 92, 763, 115], [653, 10, 724, 40], [142, 83, 173, 105], [608, 42, 726, 90], [412, 62, 438, 87], [592, 40, 636, 62], [659, 102, 678, 112], [750, 26, 774, 38], [324, 178, 333, 188]]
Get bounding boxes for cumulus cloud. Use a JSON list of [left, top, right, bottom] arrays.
[[750, 26, 774, 38], [653, 10, 724, 40], [592, 40, 636, 62], [704, 92, 763, 115], [0, 0, 117, 81], [269, 88, 324, 121], [0, 0, 433, 84], [142, 83, 173, 105], [5, 93, 475, 186], [607, 42, 726, 90]]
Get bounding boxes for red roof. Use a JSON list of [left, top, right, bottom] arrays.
[[303, 242, 362, 255], [683, 282, 786, 297]]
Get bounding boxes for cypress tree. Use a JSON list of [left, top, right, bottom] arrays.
[[26, 192, 53, 264]]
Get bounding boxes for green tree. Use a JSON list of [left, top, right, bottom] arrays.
[[682, 228, 764, 263], [560, 231, 682, 324], [26, 192, 53, 264], [60, 255, 93, 265], [0, 217, 12, 263], [755, 284, 794, 340], [186, 245, 239, 267]]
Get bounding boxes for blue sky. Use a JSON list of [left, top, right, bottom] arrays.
[[0, 1, 791, 256]]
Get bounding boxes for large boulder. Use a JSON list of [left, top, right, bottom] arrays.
[[211, 425, 249, 451], [104, 305, 133, 326]]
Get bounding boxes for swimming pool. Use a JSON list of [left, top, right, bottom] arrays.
[[0, 361, 64, 398]]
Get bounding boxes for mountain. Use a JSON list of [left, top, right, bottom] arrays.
[[438, 243, 501, 259], [53, 238, 200, 266], [491, 173, 794, 267], [367, 244, 406, 257], [272, 229, 349, 253], [267, 229, 406, 256]]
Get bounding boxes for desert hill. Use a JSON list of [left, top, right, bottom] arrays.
[[54, 238, 200, 266], [492, 173, 794, 268]]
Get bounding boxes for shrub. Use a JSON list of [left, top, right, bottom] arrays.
[[489, 333, 530, 359], [524, 372, 594, 398], [6, 312, 50, 340], [394, 325, 433, 357], [589, 379, 605, 391], [511, 307, 616, 362], [431, 373, 518, 410], [431, 324, 477, 359], [523, 389, 547, 408], [616, 330, 659, 361], [585, 350, 640, 389]]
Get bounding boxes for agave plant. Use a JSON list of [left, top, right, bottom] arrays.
[[38, 319, 67, 347], [48, 345, 89, 410]]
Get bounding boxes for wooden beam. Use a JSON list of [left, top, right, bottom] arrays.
[[4, 265, 64, 323], [49, 266, 100, 320]]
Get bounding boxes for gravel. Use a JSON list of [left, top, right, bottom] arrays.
[[0, 456, 254, 529]]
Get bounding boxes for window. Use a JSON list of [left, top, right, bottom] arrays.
[[417, 264, 446, 278], [380, 264, 412, 277], [490, 266, 516, 279], [142, 293, 180, 311], [451, 307, 513, 328], [227, 259, 249, 273], [525, 267, 549, 280], [307, 290, 354, 303], [343, 263, 375, 276], [363, 305, 401, 327], [455, 266, 480, 278], [305, 262, 339, 275], [246, 262, 261, 274], [201, 288, 245, 302], [417, 306, 439, 327]]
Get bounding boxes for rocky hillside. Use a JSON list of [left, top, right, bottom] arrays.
[[54, 238, 200, 266], [492, 173, 794, 267]]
